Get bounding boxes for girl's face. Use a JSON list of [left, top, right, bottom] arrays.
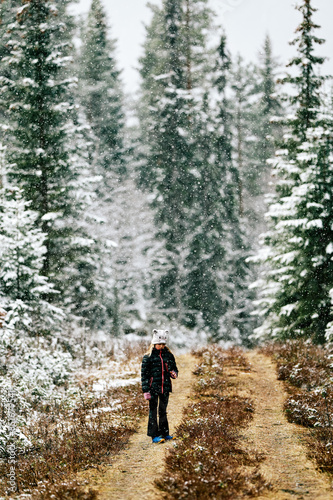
[[155, 343, 165, 350]]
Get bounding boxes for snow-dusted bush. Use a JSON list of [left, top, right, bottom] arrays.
[[0, 379, 32, 457], [12, 348, 72, 397], [0, 182, 74, 456]]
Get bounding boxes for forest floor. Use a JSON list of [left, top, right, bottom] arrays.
[[78, 350, 333, 500]]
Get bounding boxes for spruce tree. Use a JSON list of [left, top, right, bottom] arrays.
[[253, 0, 330, 343], [140, 0, 216, 321], [216, 40, 255, 344], [98, 177, 157, 335], [140, 3, 254, 340], [0, 183, 63, 335], [0, 0, 76, 273], [184, 91, 226, 335], [253, 35, 283, 182], [230, 41, 282, 227], [0, 0, 19, 145], [78, 0, 157, 334], [139, 0, 213, 111], [230, 55, 257, 218], [286, 0, 325, 141], [239, 37, 283, 242], [0, 0, 98, 318], [139, 0, 195, 321], [137, 3, 165, 150], [79, 0, 125, 175], [139, 0, 214, 186], [184, 35, 253, 341]]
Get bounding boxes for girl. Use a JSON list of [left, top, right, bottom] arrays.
[[141, 329, 178, 444]]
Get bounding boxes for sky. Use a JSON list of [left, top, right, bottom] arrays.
[[71, 0, 333, 95]]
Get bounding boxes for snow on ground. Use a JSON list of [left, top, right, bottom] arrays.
[[74, 333, 144, 394]]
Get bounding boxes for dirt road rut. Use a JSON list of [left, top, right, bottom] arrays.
[[239, 350, 333, 500]]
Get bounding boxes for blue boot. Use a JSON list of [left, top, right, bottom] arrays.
[[164, 435, 175, 441], [152, 436, 165, 444]]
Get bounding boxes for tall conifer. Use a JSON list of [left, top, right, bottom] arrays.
[[0, 0, 98, 318], [184, 35, 253, 341], [79, 0, 125, 175], [230, 55, 256, 218], [253, 0, 330, 343], [140, 3, 253, 340], [0, 183, 63, 335], [140, 0, 195, 320], [253, 35, 283, 180], [78, 0, 156, 334]]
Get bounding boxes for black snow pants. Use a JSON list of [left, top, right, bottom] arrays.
[[147, 392, 169, 438]]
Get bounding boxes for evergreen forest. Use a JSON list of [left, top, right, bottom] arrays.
[[1, 0, 333, 490], [1, 0, 333, 358]]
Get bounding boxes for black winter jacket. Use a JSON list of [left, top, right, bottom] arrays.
[[141, 347, 178, 395]]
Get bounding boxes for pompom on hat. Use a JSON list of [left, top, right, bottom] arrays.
[[152, 329, 169, 344]]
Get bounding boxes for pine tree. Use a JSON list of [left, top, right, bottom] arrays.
[[252, 0, 330, 344]]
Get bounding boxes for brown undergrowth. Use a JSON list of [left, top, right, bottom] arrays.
[[0, 352, 147, 498], [156, 346, 269, 499], [261, 340, 333, 474]]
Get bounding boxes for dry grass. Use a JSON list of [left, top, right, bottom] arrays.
[[31, 480, 97, 499], [0, 342, 148, 498], [0, 384, 147, 497], [156, 346, 269, 499], [261, 340, 333, 474]]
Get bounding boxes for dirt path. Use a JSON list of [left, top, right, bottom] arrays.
[[236, 350, 333, 499], [79, 353, 196, 500], [79, 349, 333, 499]]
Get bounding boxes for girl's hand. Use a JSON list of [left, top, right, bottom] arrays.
[[170, 370, 177, 379], [143, 392, 151, 400]]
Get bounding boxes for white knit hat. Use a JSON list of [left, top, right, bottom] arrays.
[[152, 329, 169, 344]]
